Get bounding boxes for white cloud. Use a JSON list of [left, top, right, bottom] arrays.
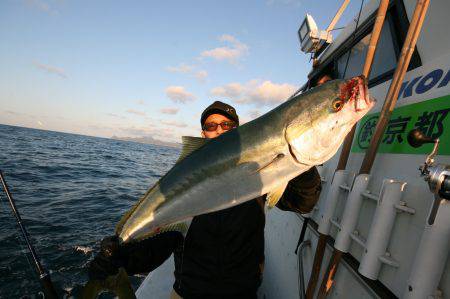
[[116, 125, 179, 141], [136, 99, 145, 105], [166, 63, 208, 82], [33, 61, 67, 78], [126, 109, 146, 116], [3, 110, 37, 118], [4, 110, 20, 115], [165, 86, 196, 103], [24, 0, 59, 15], [201, 34, 249, 64], [161, 120, 188, 128], [106, 113, 126, 119], [166, 63, 194, 73], [195, 70, 208, 82], [266, 0, 302, 6], [210, 82, 244, 98], [248, 109, 261, 119], [244, 81, 297, 105], [119, 126, 153, 136], [160, 107, 179, 115], [210, 80, 296, 106]]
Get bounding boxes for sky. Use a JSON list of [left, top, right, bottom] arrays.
[[0, 0, 364, 143]]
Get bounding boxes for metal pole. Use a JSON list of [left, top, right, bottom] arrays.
[[317, 250, 343, 299], [361, 0, 389, 77], [298, 240, 312, 299], [359, 0, 430, 174], [306, 1, 390, 296], [336, 0, 390, 171], [0, 171, 58, 299], [305, 233, 327, 298], [295, 217, 310, 255], [326, 0, 352, 32], [318, 0, 430, 297]]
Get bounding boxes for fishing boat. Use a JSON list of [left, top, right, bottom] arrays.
[[136, 0, 449, 298]]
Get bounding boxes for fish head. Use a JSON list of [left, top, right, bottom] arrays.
[[286, 75, 375, 166]]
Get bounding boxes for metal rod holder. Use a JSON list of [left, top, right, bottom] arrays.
[[358, 179, 407, 279], [334, 174, 370, 253], [318, 170, 349, 236], [403, 197, 450, 299]]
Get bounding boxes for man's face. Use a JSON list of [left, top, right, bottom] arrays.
[[201, 113, 235, 139]]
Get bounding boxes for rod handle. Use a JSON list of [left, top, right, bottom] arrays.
[[40, 272, 59, 299], [407, 129, 436, 148]]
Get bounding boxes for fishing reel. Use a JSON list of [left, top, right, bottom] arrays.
[[407, 129, 450, 200]]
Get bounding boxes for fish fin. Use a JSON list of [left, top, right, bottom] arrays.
[[253, 153, 285, 173], [117, 219, 191, 245], [176, 136, 209, 163], [140, 219, 193, 241], [266, 182, 288, 208]]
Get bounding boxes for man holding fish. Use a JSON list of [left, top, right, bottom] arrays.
[[88, 75, 374, 298]]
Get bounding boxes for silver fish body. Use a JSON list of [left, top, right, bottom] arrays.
[[117, 77, 374, 243]]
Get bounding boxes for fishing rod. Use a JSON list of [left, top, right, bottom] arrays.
[[0, 170, 59, 299]]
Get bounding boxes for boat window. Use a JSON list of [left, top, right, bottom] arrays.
[[307, 0, 421, 88], [336, 20, 397, 81]]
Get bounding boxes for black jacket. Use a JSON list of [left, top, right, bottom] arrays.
[[121, 167, 321, 298]]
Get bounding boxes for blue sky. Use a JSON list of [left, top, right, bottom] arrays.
[[0, 0, 363, 142]]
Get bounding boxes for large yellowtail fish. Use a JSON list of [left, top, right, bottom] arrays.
[[117, 76, 375, 244]]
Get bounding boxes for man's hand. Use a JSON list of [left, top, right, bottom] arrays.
[[88, 231, 183, 279], [88, 236, 125, 280]]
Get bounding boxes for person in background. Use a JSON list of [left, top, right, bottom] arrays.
[[89, 100, 322, 299], [308, 72, 334, 90], [315, 74, 333, 86]]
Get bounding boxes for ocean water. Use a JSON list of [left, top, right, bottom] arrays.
[[0, 124, 180, 298]]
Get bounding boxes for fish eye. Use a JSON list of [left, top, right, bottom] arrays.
[[332, 99, 344, 112]]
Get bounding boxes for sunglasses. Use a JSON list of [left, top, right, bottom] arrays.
[[202, 121, 237, 132]]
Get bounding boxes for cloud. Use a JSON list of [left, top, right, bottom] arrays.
[[201, 34, 249, 64], [210, 80, 296, 106], [166, 63, 208, 83], [243, 81, 297, 105], [116, 126, 178, 142], [33, 61, 67, 78], [248, 109, 261, 119], [161, 120, 188, 128], [210, 82, 244, 98], [195, 70, 208, 82], [166, 63, 194, 73], [165, 86, 196, 103], [126, 109, 146, 116], [4, 110, 20, 115], [160, 107, 179, 115], [266, 0, 302, 6], [24, 0, 59, 15], [136, 99, 145, 105], [117, 125, 176, 139], [106, 113, 126, 119], [3, 110, 37, 118], [118, 126, 152, 136]]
